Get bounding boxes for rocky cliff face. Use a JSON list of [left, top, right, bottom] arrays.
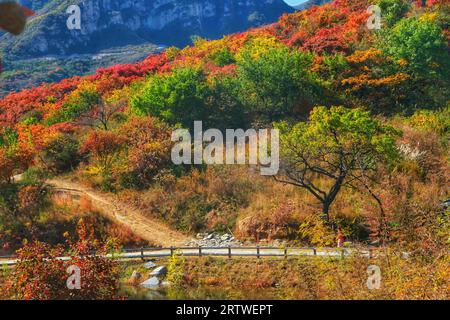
[[3, 0, 293, 58]]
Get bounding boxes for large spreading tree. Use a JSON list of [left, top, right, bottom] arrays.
[[276, 106, 400, 224]]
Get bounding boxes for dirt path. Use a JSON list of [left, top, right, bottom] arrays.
[[47, 179, 189, 247]]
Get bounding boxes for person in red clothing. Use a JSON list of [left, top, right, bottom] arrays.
[[337, 228, 345, 248]]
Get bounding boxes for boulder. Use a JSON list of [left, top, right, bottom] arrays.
[[220, 234, 231, 241], [143, 261, 157, 269], [141, 276, 159, 288], [128, 270, 142, 285], [150, 266, 167, 276], [205, 233, 214, 240], [161, 281, 173, 287]]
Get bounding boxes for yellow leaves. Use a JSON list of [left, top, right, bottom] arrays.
[[103, 86, 131, 105], [62, 80, 98, 105], [298, 214, 336, 247], [180, 36, 232, 60], [236, 35, 284, 62], [165, 46, 180, 61], [346, 48, 383, 64], [84, 165, 102, 176], [419, 12, 438, 23], [397, 58, 408, 66]]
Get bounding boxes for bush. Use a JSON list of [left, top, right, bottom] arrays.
[[39, 132, 80, 173], [4, 220, 122, 300], [116, 116, 173, 189]]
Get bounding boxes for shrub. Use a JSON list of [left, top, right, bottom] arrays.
[[117, 116, 173, 188], [4, 219, 122, 300], [39, 132, 80, 173]]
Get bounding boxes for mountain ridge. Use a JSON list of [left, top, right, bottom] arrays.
[[2, 0, 295, 59]]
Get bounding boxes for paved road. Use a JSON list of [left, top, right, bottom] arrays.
[[1, 247, 375, 266]]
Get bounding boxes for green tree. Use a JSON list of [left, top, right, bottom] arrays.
[[376, 15, 450, 110], [39, 133, 80, 173], [46, 90, 102, 126], [380, 16, 449, 81], [276, 106, 400, 222], [131, 67, 210, 128], [237, 44, 320, 123], [376, 0, 410, 28], [209, 48, 235, 67]]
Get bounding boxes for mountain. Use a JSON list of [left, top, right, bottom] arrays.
[[2, 0, 294, 59]]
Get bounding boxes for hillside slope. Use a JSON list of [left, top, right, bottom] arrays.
[[48, 178, 189, 246], [0, 0, 448, 255]]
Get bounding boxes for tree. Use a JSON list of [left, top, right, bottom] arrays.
[[276, 106, 400, 222], [46, 87, 100, 126], [80, 131, 124, 177], [0, 144, 33, 184], [378, 15, 450, 109], [341, 48, 410, 111], [237, 43, 320, 123], [117, 117, 173, 188], [380, 15, 449, 81], [376, 0, 410, 28], [131, 67, 210, 128], [38, 132, 80, 173], [45, 84, 122, 131], [76, 93, 126, 131]]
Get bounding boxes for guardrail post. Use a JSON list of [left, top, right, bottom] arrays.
[[141, 247, 144, 261], [284, 247, 287, 259], [257, 246, 260, 259], [228, 246, 231, 259], [369, 248, 373, 259], [313, 248, 317, 256], [199, 246, 202, 257], [170, 247, 174, 257]]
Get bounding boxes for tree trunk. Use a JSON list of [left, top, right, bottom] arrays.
[[322, 202, 330, 222]]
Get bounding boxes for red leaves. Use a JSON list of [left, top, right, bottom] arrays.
[[92, 52, 171, 94], [80, 131, 124, 159], [0, 52, 170, 128], [5, 219, 122, 300], [277, 0, 371, 54]]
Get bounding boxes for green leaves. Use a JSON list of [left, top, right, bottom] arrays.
[[276, 106, 401, 218], [236, 43, 321, 123], [131, 67, 210, 128], [288, 106, 400, 164], [380, 15, 450, 81]]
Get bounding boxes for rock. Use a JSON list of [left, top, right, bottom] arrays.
[[150, 266, 167, 276], [143, 261, 157, 269], [128, 270, 142, 285], [221, 234, 231, 241], [141, 277, 159, 289], [4, 1, 291, 58], [205, 233, 214, 240], [185, 232, 243, 247], [161, 281, 172, 287]]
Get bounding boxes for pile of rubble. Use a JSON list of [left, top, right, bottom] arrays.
[[185, 233, 243, 247]]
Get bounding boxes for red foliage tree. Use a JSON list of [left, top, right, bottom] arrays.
[[4, 219, 122, 300]]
